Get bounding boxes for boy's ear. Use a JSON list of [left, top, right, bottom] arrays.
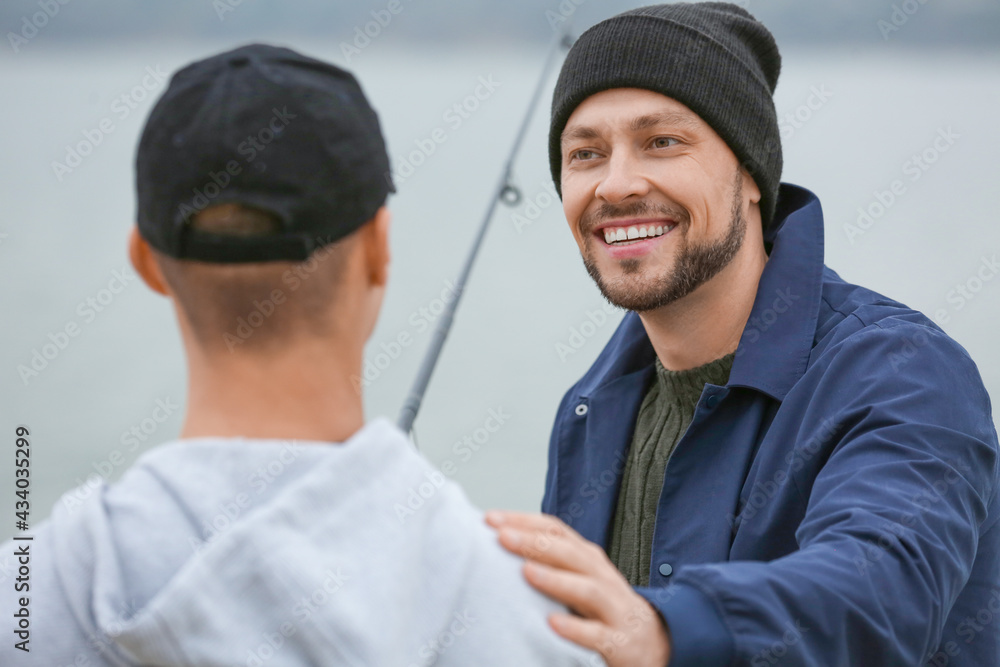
[[363, 206, 391, 288], [128, 227, 171, 296]]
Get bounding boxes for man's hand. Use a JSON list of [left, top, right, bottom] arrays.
[[485, 510, 671, 667]]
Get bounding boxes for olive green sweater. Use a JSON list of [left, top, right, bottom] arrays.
[[607, 352, 735, 586]]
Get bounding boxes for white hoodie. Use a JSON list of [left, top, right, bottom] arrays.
[[1, 418, 602, 666]]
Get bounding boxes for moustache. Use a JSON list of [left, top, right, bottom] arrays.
[[580, 200, 688, 236]]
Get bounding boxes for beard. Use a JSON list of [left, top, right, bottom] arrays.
[[581, 171, 747, 312]]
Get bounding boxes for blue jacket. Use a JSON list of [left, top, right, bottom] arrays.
[[541, 184, 1000, 666]]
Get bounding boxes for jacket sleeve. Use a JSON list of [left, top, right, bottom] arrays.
[[637, 322, 999, 666]]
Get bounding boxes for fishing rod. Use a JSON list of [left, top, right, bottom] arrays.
[[397, 25, 575, 436]]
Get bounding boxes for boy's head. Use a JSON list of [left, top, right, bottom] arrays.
[[129, 44, 394, 355]]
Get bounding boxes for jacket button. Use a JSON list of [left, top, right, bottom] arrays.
[[658, 563, 673, 577], [705, 394, 719, 409], [574, 404, 588, 416]]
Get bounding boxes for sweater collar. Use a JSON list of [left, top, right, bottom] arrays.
[[653, 352, 735, 399]]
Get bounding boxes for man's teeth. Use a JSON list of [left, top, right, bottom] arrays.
[[603, 224, 672, 244]]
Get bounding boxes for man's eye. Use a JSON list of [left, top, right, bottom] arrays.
[[652, 137, 679, 148], [570, 149, 597, 161]]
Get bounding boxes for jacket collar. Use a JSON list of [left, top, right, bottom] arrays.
[[574, 183, 825, 402]]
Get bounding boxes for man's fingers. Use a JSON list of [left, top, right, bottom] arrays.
[[498, 526, 603, 574], [487, 511, 605, 574], [548, 613, 618, 660], [523, 561, 608, 620], [486, 510, 569, 533]]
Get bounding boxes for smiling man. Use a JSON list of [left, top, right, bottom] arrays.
[[488, 3, 999, 666]]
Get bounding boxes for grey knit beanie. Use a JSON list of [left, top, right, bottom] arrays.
[[549, 2, 783, 228]]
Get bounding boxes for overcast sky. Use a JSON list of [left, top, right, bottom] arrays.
[[1, 0, 998, 50]]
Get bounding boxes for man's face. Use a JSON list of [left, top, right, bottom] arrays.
[[560, 88, 760, 312]]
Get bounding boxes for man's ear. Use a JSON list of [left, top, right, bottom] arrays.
[[362, 206, 391, 288], [741, 167, 762, 205], [128, 227, 171, 296]]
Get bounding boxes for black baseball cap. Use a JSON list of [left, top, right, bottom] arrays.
[[136, 43, 394, 263]]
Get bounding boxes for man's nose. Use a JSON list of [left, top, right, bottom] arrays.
[[594, 150, 651, 204]]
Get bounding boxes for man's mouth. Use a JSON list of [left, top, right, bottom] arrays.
[[599, 222, 677, 246]]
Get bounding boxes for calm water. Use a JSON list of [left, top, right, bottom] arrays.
[[2, 42, 999, 542]]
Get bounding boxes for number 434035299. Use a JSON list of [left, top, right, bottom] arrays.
[[15, 425, 30, 525]]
